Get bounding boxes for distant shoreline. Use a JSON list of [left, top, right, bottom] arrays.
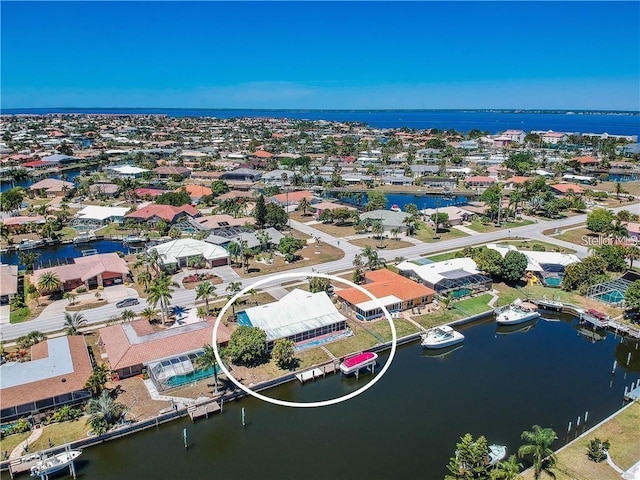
[[2, 108, 639, 115]]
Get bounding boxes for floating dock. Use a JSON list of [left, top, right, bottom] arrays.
[[187, 402, 220, 422]]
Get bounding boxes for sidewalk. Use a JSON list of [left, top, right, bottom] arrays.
[[9, 425, 44, 459]]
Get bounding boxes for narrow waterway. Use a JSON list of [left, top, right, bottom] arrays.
[[39, 314, 639, 480], [0, 240, 129, 269]]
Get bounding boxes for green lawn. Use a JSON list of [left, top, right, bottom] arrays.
[[413, 223, 469, 243], [424, 251, 459, 262], [10, 306, 31, 323], [467, 219, 534, 233], [413, 293, 493, 329]]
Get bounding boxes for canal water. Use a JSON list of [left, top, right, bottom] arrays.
[[0, 165, 100, 193], [328, 191, 469, 211], [0, 240, 129, 269], [47, 314, 639, 480]]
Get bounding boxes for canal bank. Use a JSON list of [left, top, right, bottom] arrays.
[[3, 307, 639, 479]]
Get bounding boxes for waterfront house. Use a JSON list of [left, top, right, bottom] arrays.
[[194, 214, 255, 232], [125, 204, 201, 226], [421, 177, 457, 189], [575, 156, 600, 168], [32, 252, 130, 291], [261, 169, 295, 186], [465, 176, 496, 190], [396, 258, 492, 299], [336, 269, 435, 321], [98, 319, 231, 385], [269, 190, 315, 208], [147, 238, 230, 271], [29, 178, 74, 197], [0, 336, 93, 422], [503, 176, 531, 190], [72, 205, 130, 228], [360, 209, 411, 233], [1, 215, 47, 231], [237, 289, 348, 351], [182, 184, 213, 203], [205, 227, 283, 251], [0, 264, 18, 305], [420, 205, 475, 226]]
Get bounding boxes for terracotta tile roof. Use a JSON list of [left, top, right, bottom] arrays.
[[465, 176, 496, 184], [32, 252, 129, 285], [0, 336, 92, 409], [576, 156, 599, 164], [126, 204, 200, 222], [183, 184, 213, 197], [270, 190, 314, 205], [154, 166, 191, 175], [550, 183, 585, 194], [99, 320, 231, 371], [505, 176, 531, 184], [252, 150, 274, 158], [134, 188, 165, 197], [336, 269, 435, 305]]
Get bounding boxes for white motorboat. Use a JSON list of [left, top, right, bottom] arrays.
[[420, 325, 465, 349], [17, 238, 44, 250], [537, 297, 563, 312], [495, 300, 540, 326], [30, 449, 82, 477], [72, 230, 96, 244], [487, 444, 507, 467]]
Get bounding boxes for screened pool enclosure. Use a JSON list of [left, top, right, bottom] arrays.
[[147, 350, 217, 391]]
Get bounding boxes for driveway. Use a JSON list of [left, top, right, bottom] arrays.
[[0, 304, 10, 325]]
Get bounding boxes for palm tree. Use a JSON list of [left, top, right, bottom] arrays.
[[196, 344, 220, 394], [120, 309, 136, 323], [196, 305, 208, 321], [64, 312, 87, 335], [147, 273, 177, 325], [86, 391, 125, 435], [297, 196, 311, 216], [614, 181, 626, 200], [137, 271, 152, 292], [625, 245, 640, 269], [196, 281, 216, 313], [518, 425, 557, 480], [227, 241, 240, 266], [63, 292, 77, 305], [490, 455, 523, 480], [18, 252, 38, 273], [390, 227, 401, 241], [226, 281, 243, 316], [141, 306, 158, 324], [37, 272, 62, 295], [607, 220, 628, 240], [84, 363, 111, 397]]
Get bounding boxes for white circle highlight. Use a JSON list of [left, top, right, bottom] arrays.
[[212, 271, 397, 408]]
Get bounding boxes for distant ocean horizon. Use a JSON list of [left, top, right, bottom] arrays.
[[2, 108, 639, 135]]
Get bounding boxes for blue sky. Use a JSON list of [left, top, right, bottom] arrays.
[[1, 2, 639, 110]]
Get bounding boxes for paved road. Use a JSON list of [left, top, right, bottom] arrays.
[[1, 203, 635, 342]]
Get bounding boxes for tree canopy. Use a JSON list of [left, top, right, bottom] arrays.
[[155, 190, 191, 206], [500, 251, 528, 283], [366, 190, 388, 211], [587, 208, 614, 235], [226, 326, 267, 367], [625, 281, 640, 311]]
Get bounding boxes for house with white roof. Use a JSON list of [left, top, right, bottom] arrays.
[[72, 205, 130, 228], [237, 289, 348, 351], [105, 164, 149, 179], [396, 258, 492, 299], [148, 238, 229, 271]]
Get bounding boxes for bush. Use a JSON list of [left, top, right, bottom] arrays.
[[587, 438, 610, 462], [532, 244, 546, 252], [50, 405, 83, 423], [76, 286, 87, 293]]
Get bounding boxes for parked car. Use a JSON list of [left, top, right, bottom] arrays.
[[116, 298, 140, 308]]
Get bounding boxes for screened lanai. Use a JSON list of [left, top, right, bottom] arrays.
[[587, 271, 640, 306]]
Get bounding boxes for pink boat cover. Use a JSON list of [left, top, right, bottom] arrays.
[[342, 352, 376, 368]]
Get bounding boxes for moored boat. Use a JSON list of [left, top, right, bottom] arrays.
[[537, 297, 563, 312], [124, 234, 148, 244], [495, 300, 540, 325], [17, 238, 44, 250], [487, 444, 507, 467], [390, 204, 401, 212], [420, 325, 465, 349], [30, 449, 82, 477], [339, 351, 378, 375], [72, 230, 96, 244]]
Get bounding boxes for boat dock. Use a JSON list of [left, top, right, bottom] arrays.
[[187, 402, 220, 422], [6, 456, 40, 478], [624, 381, 640, 402], [529, 299, 640, 340], [295, 362, 337, 383]]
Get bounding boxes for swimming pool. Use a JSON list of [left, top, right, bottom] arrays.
[[163, 365, 221, 389], [544, 277, 562, 287], [592, 291, 625, 305], [236, 311, 252, 326]]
